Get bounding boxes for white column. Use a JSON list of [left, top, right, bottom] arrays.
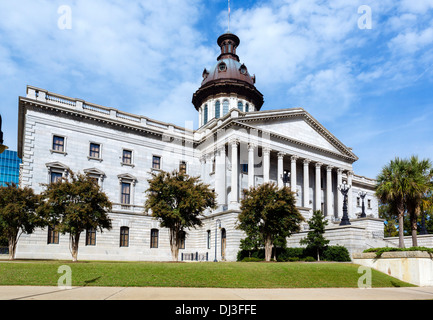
[[230, 139, 239, 203], [337, 168, 343, 218], [263, 147, 271, 183], [348, 170, 354, 218], [303, 159, 310, 208], [315, 162, 322, 211], [277, 152, 285, 188], [290, 156, 298, 193], [215, 145, 226, 208], [326, 166, 333, 217], [248, 144, 255, 189], [200, 156, 206, 183]]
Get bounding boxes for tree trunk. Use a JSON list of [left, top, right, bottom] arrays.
[[411, 208, 419, 247], [70, 233, 80, 262], [8, 235, 17, 261], [397, 201, 405, 248], [264, 235, 273, 262], [170, 229, 179, 262]]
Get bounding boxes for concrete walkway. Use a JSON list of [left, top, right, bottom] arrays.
[[1, 286, 433, 300]]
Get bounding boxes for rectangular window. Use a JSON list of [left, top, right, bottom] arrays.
[[179, 232, 185, 249], [52, 136, 65, 152], [152, 156, 161, 170], [47, 226, 59, 244], [207, 230, 211, 249], [179, 161, 187, 174], [241, 164, 248, 174], [86, 228, 96, 246], [122, 150, 132, 165], [89, 143, 100, 159], [121, 182, 131, 205], [120, 227, 129, 247], [368, 199, 372, 209], [50, 172, 63, 184], [150, 229, 159, 249]]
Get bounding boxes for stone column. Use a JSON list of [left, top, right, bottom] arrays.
[[315, 162, 322, 211], [326, 166, 333, 217], [347, 170, 354, 218], [248, 144, 255, 188], [337, 168, 343, 219], [230, 139, 239, 204], [200, 156, 206, 183], [290, 156, 298, 193], [303, 159, 310, 208], [277, 152, 285, 188], [215, 145, 226, 208], [263, 147, 271, 183]]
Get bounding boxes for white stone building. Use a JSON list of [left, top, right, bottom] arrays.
[[15, 32, 385, 261]]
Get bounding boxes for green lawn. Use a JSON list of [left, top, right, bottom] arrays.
[[0, 260, 414, 288]]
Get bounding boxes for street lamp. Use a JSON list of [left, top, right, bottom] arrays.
[[281, 170, 290, 187], [338, 181, 351, 226], [214, 218, 221, 262], [358, 191, 367, 218]]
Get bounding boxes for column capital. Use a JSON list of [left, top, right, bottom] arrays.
[[263, 147, 271, 154], [326, 165, 334, 172], [303, 159, 311, 165], [248, 143, 256, 151], [229, 138, 239, 147], [291, 155, 298, 162], [347, 170, 354, 177], [277, 152, 286, 159], [337, 168, 344, 174], [315, 162, 323, 168]]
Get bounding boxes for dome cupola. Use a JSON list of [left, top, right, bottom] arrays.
[[192, 32, 264, 127]]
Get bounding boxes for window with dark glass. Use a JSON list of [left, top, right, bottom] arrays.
[[47, 226, 59, 244], [86, 228, 96, 246], [223, 100, 229, 115], [238, 101, 243, 112], [241, 164, 248, 174], [120, 227, 129, 247], [215, 101, 220, 119], [121, 182, 131, 205], [52, 136, 65, 152], [122, 150, 132, 164], [179, 161, 187, 174], [179, 231, 186, 249], [50, 172, 63, 184], [89, 143, 100, 158], [245, 103, 249, 112], [150, 229, 159, 248], [207, 230, 211, 249], [152, 156, 161, 170], [204, 104, 208, 124]]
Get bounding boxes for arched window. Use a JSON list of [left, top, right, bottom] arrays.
[[215, 101, 220, 119], [204, 104, 208, 125], [238, 101, 243, 112], [223, 100, 229, 115], [120, 227, 129, 247], [245, 103, 249, 112]]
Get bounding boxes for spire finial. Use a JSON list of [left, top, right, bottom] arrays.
[[228, 0, 231, 32]]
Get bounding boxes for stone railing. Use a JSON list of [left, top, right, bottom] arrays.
[[25, 86, 194, 140]]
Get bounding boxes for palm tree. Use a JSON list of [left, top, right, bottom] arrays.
[[405, 156, 433, 246], [375, 158, 409, 248]]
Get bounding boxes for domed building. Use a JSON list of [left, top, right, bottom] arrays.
[[15, 31, 386, 262]]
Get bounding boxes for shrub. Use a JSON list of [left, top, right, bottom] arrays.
[[363, 246, 433, 257], [322, 245, 351, 262], [303, 256, 316, 262]]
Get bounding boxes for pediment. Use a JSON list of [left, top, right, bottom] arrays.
[[84, 167, 106, 177], [234, 109, 357, 161], [45, 161, 70, 171], [117, 173, 137, 181]]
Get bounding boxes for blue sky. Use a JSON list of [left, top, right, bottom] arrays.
[[0, 0, 432, 179]]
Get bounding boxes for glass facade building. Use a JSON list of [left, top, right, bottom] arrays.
[[0, 150, 21, 186]]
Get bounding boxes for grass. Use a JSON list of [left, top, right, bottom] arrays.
[[0, 260, 415, 288]]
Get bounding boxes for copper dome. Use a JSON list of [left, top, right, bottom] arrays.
[[192, 32, 264, 111]]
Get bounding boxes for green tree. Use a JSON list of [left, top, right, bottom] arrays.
[[37, 171, 112, 262], [379, 203, 399, 237], [300, 210, 330, 261], [237, 183, 304, 262], [0, 183, 41, 260], [144, 170, 216, 262], [405, 156, 433, 246], [376, 158, 410, 248]]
